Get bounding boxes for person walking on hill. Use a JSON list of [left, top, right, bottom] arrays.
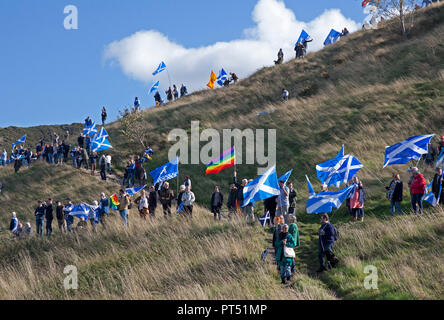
[[56, 201, 66, 233], [148, 186, 158, 217], [101, 107, 107, 125], [350, 176, 366, 222], [281, 89, 289, 102], [410, 168, 427, 214], [317, 214, 339, 273], [154, 91, 163, 107], [230, 72, 239, 84], [165, 87, 173, 102], [173, 85, 179, 100], [424, 143, 436, 168], [105, 154, 112, 173], [275, 48, 284, 65], [288, 215, 300, 275], [211, 186, 224, 221], [159, 182, 174, 217], [386, 173, 403, 216], [35, 200, 45, 237], [287, 181, 297, 215], [181, 186, 195, 217], [118, 189, 130, 226], [432, 168, 444, 205], [275, 224, 296, 284], [45, 198, 54, 236]]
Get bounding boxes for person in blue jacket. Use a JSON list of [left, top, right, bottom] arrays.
[[275, 224, 296, 284], [317, 214, 339, 273], [63, 198, 75, 233]]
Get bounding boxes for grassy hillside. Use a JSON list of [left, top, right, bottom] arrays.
[[0, 4, 443, 300]]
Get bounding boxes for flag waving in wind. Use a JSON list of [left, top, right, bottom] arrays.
[[383, 134, 435, 168], [91, 127, 112, 152], [152, 62, 166, 76], [217, 68, 228, 86], [297, 30, 312, 44], [149, 157, 179, 185], [70, 204, 91, 221], [206, 147, 235, 175], [306, 184, 355, 214], [12, 135, 26, 149], [126, 185, 146, 196], [206, 70, 217, 89], [278, 170, 293, 184], [324, 29, 341, 46], [149, 81, 160, 94], [242, 166, 280, 207], [306, 175, 316, 199], [83, 121, 98, 136]]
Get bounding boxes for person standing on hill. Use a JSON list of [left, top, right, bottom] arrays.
[[230, 72, 239, 84], [82, 147, 89, 170], [9, 212, 19, 237], [98, 193, 109, 228], [275, 224, 296, 284], [288, 214, 300, 275], [63, 199, 75, 233], [34, 200, 45, 237], [165, 87, 173, 102], [148, 186, 158, 217], [45, 198, 54, 236], [287, 181, 297, 215], [264, 195, 278, 227], [410, 168, 427, 214], [90, 152, 98, 176], [350, 176, 366, 222], [180, 84, 188, 97], [1, 149, 7, 166], [99, 155, 107, 181], [277, 180, 289, 223], [118, 189, 130, 226], [154, 91, 163, 107], [317, 214, 339, 273], [281, 89, 289, 101], [424, 143, 436, 168], [56, 201, 66, 233], [85, 135, 91, 155], [386, 173, 403, 216], [173, 85, 179, 100], [227, 184, 238, 220], [211, 186, 224, 221], [275, 48, 284, 65], [137, 190, 149, 221], [181, 186, 195, 217], [233, 171, 248, 216], [78, 133, 85, 149], [159, 182, 174, 217], [432, 168, 444, 205], [184, 175, 192, 190], [177, 185, 186, 213], [101, 107, 107, 125]]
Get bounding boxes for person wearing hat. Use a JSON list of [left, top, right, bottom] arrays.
[[63, 198, 75, 232], [410, 168, 427, 214]]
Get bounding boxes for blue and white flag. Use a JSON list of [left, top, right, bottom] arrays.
[[259, 211, 271, 227], [83, 121, 98, 136], [70, 204, 91, 221], [306, 175, 316, 199], [306, 184, 356, 214], [149, 157, 179, 185], [436, 150, 444, 169], [242, 166, 280, 207], [422, 174, 443, 207], [149, 81, 160, 94], [91, 127, 112, 152], [324, 29, 341, 46], [126, 185, 146, 196], [297, 29, 312, 44], [317, 153, 364, 188], [278, 170, 293, 184], [12, 135, 26, 149], [383, 134, 435, 168], [217, 68, 228, 86], [152, 61, 166, 76], [261, 249, 269, 262], [316, 146, 344, 183]]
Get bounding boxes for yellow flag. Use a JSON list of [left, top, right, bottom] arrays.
[[206, 70, 217, 89]]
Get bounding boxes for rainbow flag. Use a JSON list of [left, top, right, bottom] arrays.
[[206, 147, 235, 175], [110, 194, 120, 210]]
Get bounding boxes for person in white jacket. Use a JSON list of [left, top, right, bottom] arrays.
[[181, 186, 195, 217]]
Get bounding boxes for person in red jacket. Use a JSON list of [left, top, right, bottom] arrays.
[[410, 167, 427, 214]]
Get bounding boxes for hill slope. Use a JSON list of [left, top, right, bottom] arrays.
[[0, 4, 443, 300]]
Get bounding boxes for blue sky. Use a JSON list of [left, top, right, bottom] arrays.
[[0, 0, 368, 128]]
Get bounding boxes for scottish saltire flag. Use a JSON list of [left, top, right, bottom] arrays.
[[383, 134, 435, 168], [306, 184, 355, 214], [297, 29, 312, 44], [423, 173, 443, 207], [436, 150, 444, 169], [217, 68, 228, 86], [83, 121, 98, 136], [259, 211, 271, 227], [242, 166, 280, 207], [177, 202, 185, 214], [149, 157, 179, 185], [126, 185, 146, 196], [12, 135, 26, 149], [152, 61, 166, 76], [278, 170, 293, 184], [316, 146, 344, 183], [324, 29, 341, 46], [70, 204, 91, 221], [91, 127, 112, 152], [317, 154, 364, 188], [306, 175, 316, 198], [149, 81, 160, 94]]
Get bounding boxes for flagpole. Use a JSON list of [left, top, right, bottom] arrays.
[[166, 69, 172, 89]]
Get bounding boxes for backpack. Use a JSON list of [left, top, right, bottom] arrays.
[[332, 225, 340, 241]]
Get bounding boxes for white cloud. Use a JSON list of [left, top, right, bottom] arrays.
[[104, 0, 361, 94]]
